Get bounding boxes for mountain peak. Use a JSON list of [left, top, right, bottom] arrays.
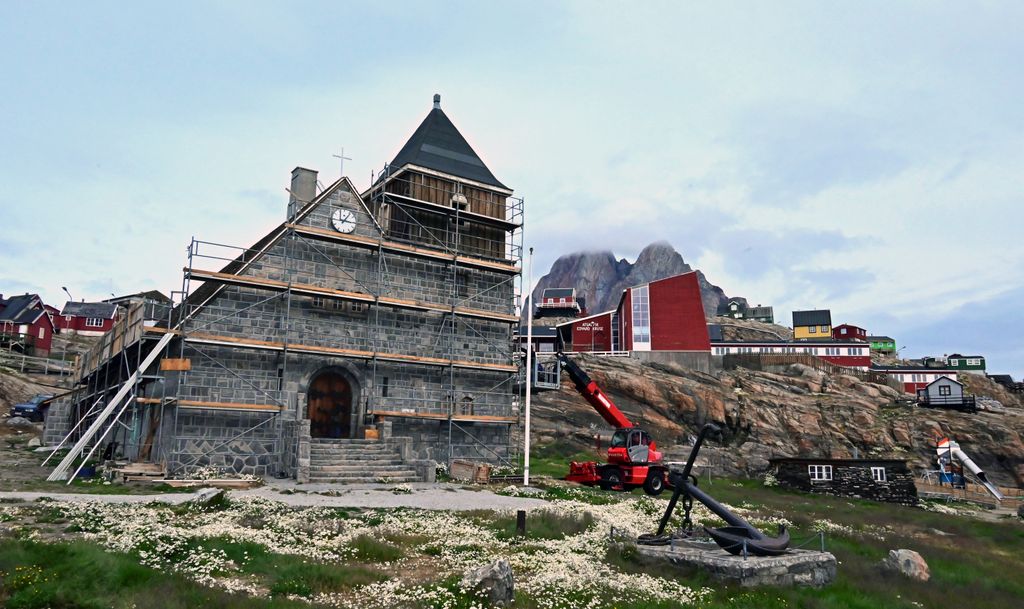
[[530, 241, 737, 319]]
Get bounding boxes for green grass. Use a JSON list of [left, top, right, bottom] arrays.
[[184, 536, 387, 597], [0, 538, 310, 608], [459, 508, 596, 540], [349, 533, 404, 562], [528, 442, 602, 478]]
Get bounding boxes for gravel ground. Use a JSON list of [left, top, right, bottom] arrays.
[[0, 479, 551, 510]]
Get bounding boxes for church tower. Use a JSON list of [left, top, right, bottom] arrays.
[[365, 94, 521, 261]]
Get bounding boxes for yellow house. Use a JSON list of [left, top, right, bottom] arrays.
[[793, 309, 832, 340]]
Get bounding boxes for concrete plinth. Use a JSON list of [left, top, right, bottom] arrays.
[[635, 540, 836, 587]]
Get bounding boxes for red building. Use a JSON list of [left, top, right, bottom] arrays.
[[556, 272, 710, 357], [832, 324, 867, 342], [710, 339, 871, 369], [560, 310, 616, 352], [535, 287, 582, 318], [58, 301, 119, 336], [870, 365, 958, 394], [0, 294, 55, 357]]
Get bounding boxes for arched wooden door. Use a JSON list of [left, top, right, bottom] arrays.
[[308, 372, 352, 439]]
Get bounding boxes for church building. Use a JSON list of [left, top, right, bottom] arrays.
[[44, 95, 524, 483]]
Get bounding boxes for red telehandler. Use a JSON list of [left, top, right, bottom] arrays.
[[555, 352, 668, 495]]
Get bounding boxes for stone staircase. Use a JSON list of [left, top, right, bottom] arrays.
[[306, 438, 420, 484]]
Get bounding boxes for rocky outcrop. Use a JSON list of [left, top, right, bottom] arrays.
[[880, 549, 930, 581], [461, 559, 514, 605], [531, 354, 1024, 487], [529, 241, 737, 319]]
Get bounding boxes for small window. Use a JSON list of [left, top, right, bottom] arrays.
[[840, 328, 847, 335], [85, 317, 104, 328], [939, 385, 951, 396], [871, 467, 886, 482], [312, 296, 326, 309], [820, 325, 829, 332], [809, 464, 833, 481], [381, 376, 389, 398], [967, 358, 981, 366], [809, 326, 817, 334], [38, 327, 46, 339]]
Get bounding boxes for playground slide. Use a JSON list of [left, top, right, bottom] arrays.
[[937, 438, 1005, 501]]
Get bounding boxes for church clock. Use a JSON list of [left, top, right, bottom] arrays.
[[331, 209, 357, 234]]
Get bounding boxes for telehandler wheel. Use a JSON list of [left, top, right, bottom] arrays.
[[643, 471, 665, 496], [599, 468, 623, 491]]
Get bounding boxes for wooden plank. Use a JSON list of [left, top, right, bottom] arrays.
[[187, 267, 516, 322], [287, 223, 521, 274], [155, 479, 261, 489], [177, 400, 282, 412], [160, 358, 192, 371], [178, 330, 518, 373], [370, 409, 517, 423]]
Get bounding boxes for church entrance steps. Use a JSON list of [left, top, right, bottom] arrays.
[[306, 439, 421, 484], [309, 464, 415, 474], [306, 474, 421, 484]]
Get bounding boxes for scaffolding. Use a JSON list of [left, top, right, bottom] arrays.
[[54, 167, 524, 475], [176, 167, 524, 465]]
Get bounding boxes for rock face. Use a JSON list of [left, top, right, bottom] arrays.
[[461, 559, 514, 605], [531, 354, 1024, 487], [529, 241, 738, 319], [880, 549, 930, 581], [4, 416, 35, 428]]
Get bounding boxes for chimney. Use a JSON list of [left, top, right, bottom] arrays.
[[288, 167, 318, 220], [433, 93, 441, 109]]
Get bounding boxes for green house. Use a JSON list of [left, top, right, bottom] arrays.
[[868, 335, 896, 353], [946, 354, 986, 374]]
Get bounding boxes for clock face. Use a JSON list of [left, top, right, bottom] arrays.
[[331, 209, 356, 234]]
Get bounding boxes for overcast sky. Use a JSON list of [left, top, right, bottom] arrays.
[[2, 2, 1021, 375]]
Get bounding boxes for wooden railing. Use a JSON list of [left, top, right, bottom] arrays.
[[721, 353, 904, 392], [916, 480, 1023, 508]]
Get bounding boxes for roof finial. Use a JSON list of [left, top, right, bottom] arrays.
[[433, 93, 441, 109]]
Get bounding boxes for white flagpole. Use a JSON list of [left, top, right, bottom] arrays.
[[524, 247, 535, 487]]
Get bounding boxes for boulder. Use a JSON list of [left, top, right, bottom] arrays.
[[880, 549, 930, 581], [192, 487, 227, 507], [461, 559, 514, 606], [4, 417, 34, 428], [26, 437, 41, 448]]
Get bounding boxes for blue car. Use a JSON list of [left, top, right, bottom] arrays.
[[10, 394, 54, 422]]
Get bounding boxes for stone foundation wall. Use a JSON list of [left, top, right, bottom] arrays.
[[166, 408, 284, 477], [42, 396, 73, 446], [632, 351, 712, 374], [387, 418, 513, 465], [635, 542, 836, 587], [772, 459, 918, 505]]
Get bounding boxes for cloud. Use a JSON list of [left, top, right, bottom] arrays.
[[784, 268, 876, 303], [708, 228, 873, 280], [881, 284, 1024, 376], [730, 104, 910, 204]]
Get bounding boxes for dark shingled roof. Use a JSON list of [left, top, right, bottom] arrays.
[[105, 290, 171, 305], [518, 326, 559, 338], [0, 294, 46, 324], [61, 301, 118, 319], [542, 288, 575, 299], [792, 309, 831, 327], [388, 95, 507, 189], [707, 324, 724, 341], [867, 335, 895, 342]]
